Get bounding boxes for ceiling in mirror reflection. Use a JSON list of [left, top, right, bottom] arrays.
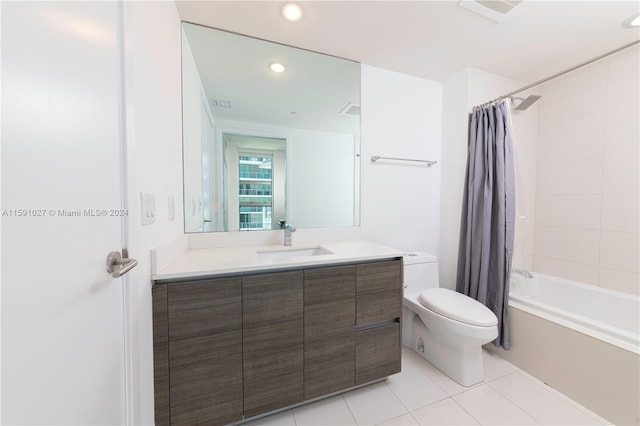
[[182, 22, 360, 135]]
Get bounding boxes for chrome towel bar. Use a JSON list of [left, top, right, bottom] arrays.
[[371, 155, 437, 166]]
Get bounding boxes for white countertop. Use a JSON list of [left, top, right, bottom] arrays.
[[152, 240, 405, 281]]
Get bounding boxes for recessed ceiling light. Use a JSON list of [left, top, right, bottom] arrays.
[[269, 63, 286, 73], [282, 3, 303, 22], [622, 12, 640, 28]]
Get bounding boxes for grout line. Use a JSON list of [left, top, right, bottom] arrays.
[[484, 368, 519, 384], [516, 371, 613, 425], [382, 365, 454, 417], [340, 392, 360, 425], [383, 379, 411, 415], [401, 352, 458, 397], [486, 374, 546, 425], [406, 410, 421, 426], [449, 395, 482, 426]]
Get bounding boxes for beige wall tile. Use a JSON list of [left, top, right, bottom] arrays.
[[604, 121, 640, 156], [601, 193, 639, 233], [533, 227, 600, 265], [607, 45, 640, 81], [606, 73, 640, 129], [603, 156, 639, 194], [536, 159, 603, 196], [532, 256, 599, 285], [599, 231, 639, 273], [535, 194, 601, 230], [538, 122, 605, 165], [598, 268, 640, 296]]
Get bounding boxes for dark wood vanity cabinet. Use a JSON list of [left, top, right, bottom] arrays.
[[152, 258, 402, 425], [152, 277, 243, 426], [303, 265, 356, 400], [242, 271, 304, 417], [355, 260, 402, 385]]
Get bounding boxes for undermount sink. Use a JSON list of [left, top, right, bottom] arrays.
[[257, 246, 333, 260]]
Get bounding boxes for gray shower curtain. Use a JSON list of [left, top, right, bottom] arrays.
[[456, 100, 515, 350]]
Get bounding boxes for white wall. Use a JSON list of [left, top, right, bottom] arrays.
[[360, 65, 442, 255], [289, 130, 356, 228], [122, 3, 184, 424], [532, 45, 639, 295], [439, 71, 470, 290], [439, 68, 538, 290]]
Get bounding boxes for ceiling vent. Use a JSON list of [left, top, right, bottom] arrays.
[[213, 99, 232, 109], [340, 102, 361, 116], [458, 0, 522, 23]]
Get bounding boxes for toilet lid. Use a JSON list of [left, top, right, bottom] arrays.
[[418, 288, 498, 327]]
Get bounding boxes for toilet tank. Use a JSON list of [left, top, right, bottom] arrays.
[[403, 252, 439, 293]]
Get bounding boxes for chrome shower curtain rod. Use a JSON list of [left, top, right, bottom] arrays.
[[475, 40, 640, 108]]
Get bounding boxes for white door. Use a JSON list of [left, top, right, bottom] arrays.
[[2, 2, 129, 424]]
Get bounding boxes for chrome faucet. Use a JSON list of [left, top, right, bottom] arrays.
[[283, 222, 296, 246], [512, 268, 533, 279]]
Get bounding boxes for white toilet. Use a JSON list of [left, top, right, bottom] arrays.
[[402, 252, 498, 386]]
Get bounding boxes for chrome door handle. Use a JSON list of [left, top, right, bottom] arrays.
[[106, 251, 138, 278]]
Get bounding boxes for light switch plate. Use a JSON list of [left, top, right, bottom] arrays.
[[141, 193, 155, 225]]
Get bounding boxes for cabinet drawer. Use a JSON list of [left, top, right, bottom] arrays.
[[356, 289, 402, 326], [355, 323, 401, 385], [356, 260, 402, 294]]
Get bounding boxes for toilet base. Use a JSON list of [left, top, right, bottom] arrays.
[[405, 313, 486, 387]]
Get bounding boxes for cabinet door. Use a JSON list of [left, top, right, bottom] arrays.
[[304, 265, 356, 400], [355, 322, 401, 385], [243, 271, 304, 417], [167, 278, 243, 426], [356, 260, 402, 326], [356, 260, 402, 294]]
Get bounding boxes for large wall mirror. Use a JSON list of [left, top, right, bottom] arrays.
[[181, 22, 361, 233]]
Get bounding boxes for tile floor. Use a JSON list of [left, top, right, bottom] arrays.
[[243, 348, 610, 426]]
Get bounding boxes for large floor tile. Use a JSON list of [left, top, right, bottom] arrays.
[[242, 409, 296, 426], [482, 349, 519, 382], [376, 413, 419, 426], [386, 353, 448, 411], [411, 398, 479, 425], [343, 381, 407, 426], [453, 385, 539, 425], [401, 347, 483, 396], [488, 372, 603, 425], [292, 395, 357, 426]]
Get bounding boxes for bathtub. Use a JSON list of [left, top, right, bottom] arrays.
[[510, 273, 639, 354], [486, 273, 640, 425]]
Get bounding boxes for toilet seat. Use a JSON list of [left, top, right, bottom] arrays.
[[418, 288, 498, 327]]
